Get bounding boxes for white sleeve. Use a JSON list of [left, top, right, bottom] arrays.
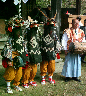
[[82, 37, 86, 42], [61, 32, 69, 50]]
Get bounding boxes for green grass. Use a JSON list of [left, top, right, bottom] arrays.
[[0, 53, 86, 96]]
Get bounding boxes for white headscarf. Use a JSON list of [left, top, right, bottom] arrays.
[[1, 0, 6, 2]]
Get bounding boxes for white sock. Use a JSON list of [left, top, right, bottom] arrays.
[[42, 76, 44, 79], [49, 76, 52, 79], [30, 81, 32, 84], [7, 82, 10, 88]]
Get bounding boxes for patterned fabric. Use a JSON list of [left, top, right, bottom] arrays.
[[26, 27, 42, 64], [64, 27, 85, 42], [41, 24, 61, 61], [1, 37, 13, 61], [1, 27, 29, 68], [12, 27, 29, 64]]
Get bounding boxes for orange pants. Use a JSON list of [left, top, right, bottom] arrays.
[[22, 64, 37, 84], [40, 60, 55, 76], [3, 66, 22, 86]]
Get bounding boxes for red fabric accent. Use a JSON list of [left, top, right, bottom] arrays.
[[31, 82, 36, 84], [42, 80, 45, 82], [29, 82, 37, 86], [57, 53, 60, 59], [22, 84, 29, 87], [22, 22, 24, 24], [2, 58, 8, 68], [26, 54, 28, 56], [47, 22, 50, 25], [30, 25, 33, 28], [22, 61, 29, 69], [49, 78, 55, 83], [8, 27, 12, 32], [66, 11, 68, 14]]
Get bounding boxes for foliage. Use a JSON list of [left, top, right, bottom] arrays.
[[36, 0, 51, 8], [36, 0, 86, 14], [61, 0, 86, 15]]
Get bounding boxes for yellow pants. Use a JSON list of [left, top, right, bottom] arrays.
[[40, 60, 55, 76], [3, 66, 22, 86], [3, 51, 22, 86], [22, 64, 37, 84]]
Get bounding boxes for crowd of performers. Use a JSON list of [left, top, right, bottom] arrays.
[[1, 8, 86, 94], [1, 15, 61, 93]]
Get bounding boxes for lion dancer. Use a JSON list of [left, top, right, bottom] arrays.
[[40, 19, 61, 85], [1, 17, 27, 93], [22, 21, 42, 88]]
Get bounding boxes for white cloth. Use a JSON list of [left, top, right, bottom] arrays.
[[2, 0, 28, 4], [1, 0, 6, 2], [14, 0, 19, 5], [79, 21, 83, 28], [22, 0, 28, 3], [62, 32, 68, 50], [14, 0, 28, 5]]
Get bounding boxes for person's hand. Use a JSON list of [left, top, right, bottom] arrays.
[[8, 61, 12, 66]]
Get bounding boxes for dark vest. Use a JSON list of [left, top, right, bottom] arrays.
[[42, 24, 56, 61], [26, 27, 42, 64]]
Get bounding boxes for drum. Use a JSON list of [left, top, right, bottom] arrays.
[[12, 51, 25, 68], [69, 42, 86, 54], [13, 56, 25, 68]]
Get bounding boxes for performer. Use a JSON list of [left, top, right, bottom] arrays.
[[40, 19, 61, 85], [80, 19, 86, 63], [22, 21, 42, 88], [1, 16, 27, 93], [61, 19, 85, 82]]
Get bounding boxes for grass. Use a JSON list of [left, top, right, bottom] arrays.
[[0, 53, 86, 96]]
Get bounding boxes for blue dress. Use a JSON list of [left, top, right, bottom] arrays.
[[61, 29, 82, 77], [61, 52, 81, 77]]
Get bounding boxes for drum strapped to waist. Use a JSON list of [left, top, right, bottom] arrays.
[[68, 42, 86, 54], [12, 51, 25, 68]]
